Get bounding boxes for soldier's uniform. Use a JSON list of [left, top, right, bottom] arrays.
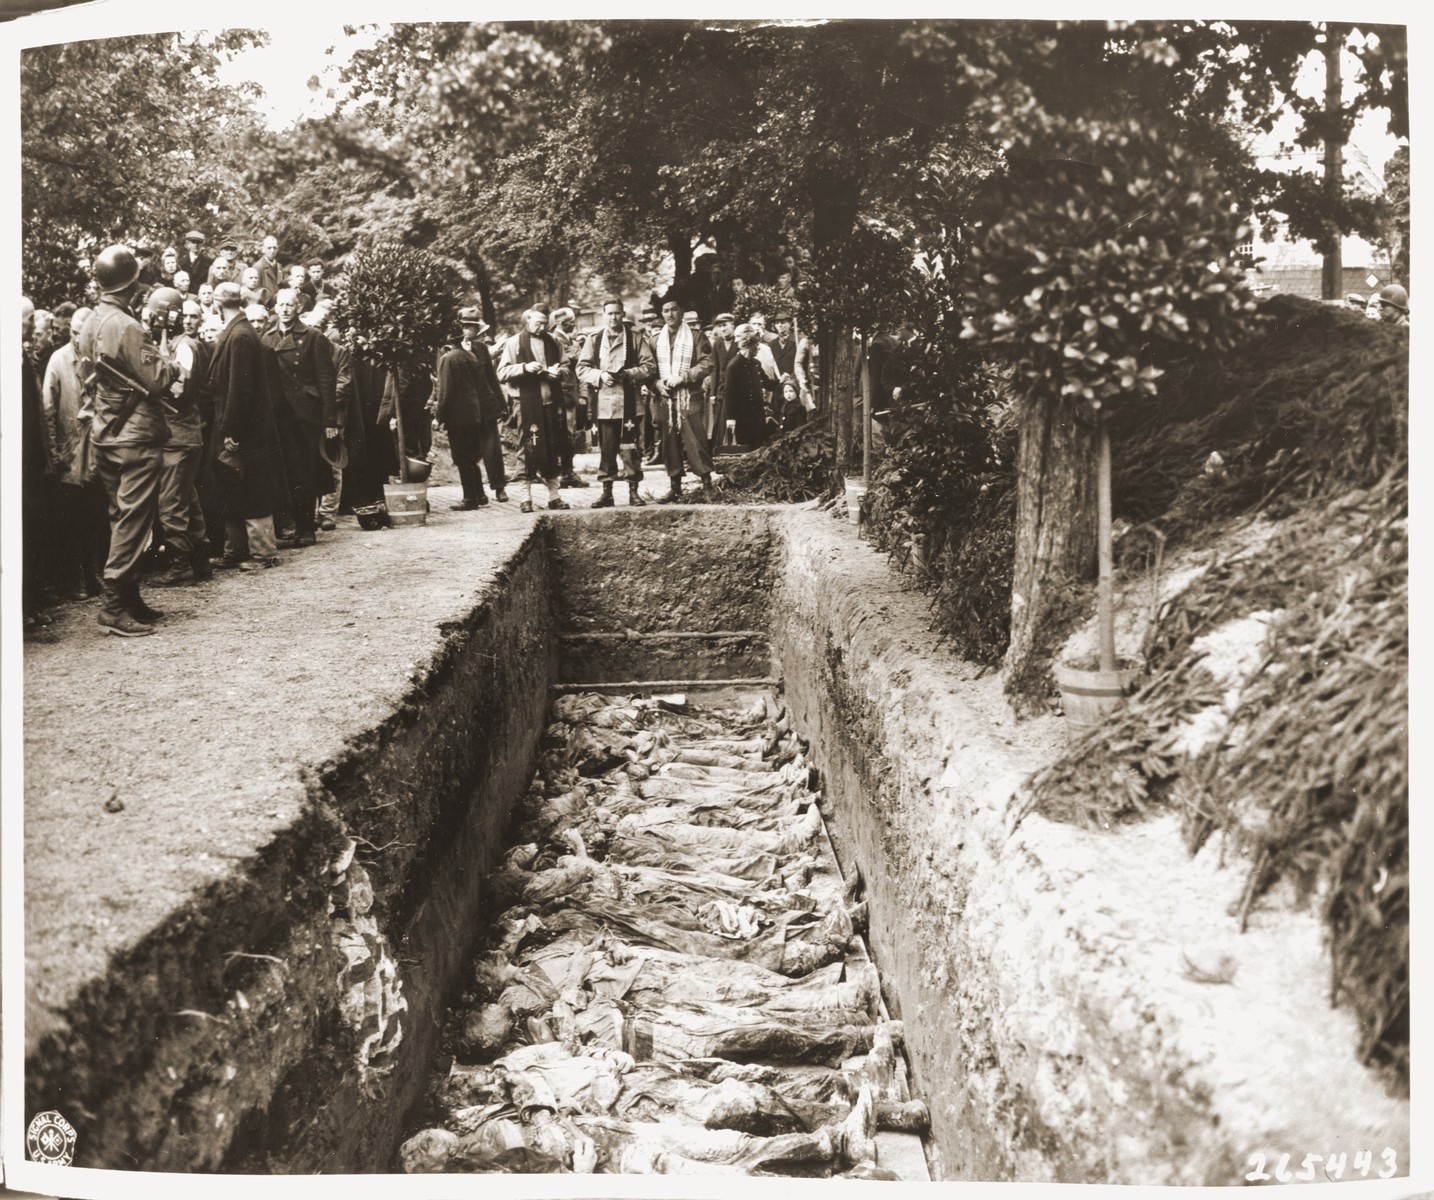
[[76, 291, 179, 626]]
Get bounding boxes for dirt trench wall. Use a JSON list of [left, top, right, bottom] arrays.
[[548, 508, 777, 684], [767, 509, 1407, 1184], [24, 531, 555, 1173]]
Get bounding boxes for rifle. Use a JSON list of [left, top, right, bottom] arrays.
[[82, 353, 177, 440]]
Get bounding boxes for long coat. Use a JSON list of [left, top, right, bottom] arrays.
[[206, 314, 286, 520], [434, 342, 505, 427], [723, 351, 773, 448]]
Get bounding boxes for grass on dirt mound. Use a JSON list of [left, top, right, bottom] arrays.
[[1012, 297, 1409, 1089], [709, 424, 835, 504]]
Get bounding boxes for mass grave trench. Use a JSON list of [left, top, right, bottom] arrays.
[[32, 505, 1404, 1180]]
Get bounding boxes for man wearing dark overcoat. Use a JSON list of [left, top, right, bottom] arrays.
[[181, 231, 213, 294], [434, 307, 510, 509], [707, 312, 738, 448], [261, 286, 338, 545], [205, 282, 284, 569], [577, 299, 657, 508]]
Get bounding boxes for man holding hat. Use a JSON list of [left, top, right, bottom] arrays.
[[434, 307, 509, 509], [182, 230, 212, 293], [76, 243, 181, 634], [577, 298, 657, 508]]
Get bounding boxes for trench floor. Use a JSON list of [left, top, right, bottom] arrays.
[[401, 687, 929, 1179]]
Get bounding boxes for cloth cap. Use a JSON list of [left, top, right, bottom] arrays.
[[774, 309, 794, 321], [551, 306, 575, 322], [185, 230, 205, 243], [219, 240, 239, 253], [734, 324, 759, 347], [683, 310, 699, 322], [714, 312, 736, 324], [641, 307, 660, 319], [458, 306, 483, 324]]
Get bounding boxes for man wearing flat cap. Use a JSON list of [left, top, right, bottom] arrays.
[[434, 307, 509, 509], [577, 298, 657, 507], [182, 231, 212, 294], [707, 312, 738, 447]]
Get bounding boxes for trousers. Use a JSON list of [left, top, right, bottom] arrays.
[[595, 419, 645, 483], [158, 442, 208, 558], [658, 399, 714, 479], [224, 516, 278, 561], [94, 442, 163, 586], [449, 422, 507, 498]]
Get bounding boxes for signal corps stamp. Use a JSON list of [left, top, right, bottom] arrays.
[[26, 1109, 77, 1166]]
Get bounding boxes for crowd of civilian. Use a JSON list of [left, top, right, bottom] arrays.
[[19, 231, 823, 637]]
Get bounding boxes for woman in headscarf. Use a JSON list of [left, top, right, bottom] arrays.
[[722, 324, 776, 449]]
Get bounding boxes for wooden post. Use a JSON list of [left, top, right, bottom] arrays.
[[392, 368, 410, 483], [861, 330, 872, 486], [1096, 414, 1116, 673]]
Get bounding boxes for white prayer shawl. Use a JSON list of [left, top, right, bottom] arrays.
[[655, 323, 696, 403]]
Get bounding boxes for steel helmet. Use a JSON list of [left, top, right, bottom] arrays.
[[93, 244, 141, 293], [1378, 283, 1409, 312], [147, 286, 184, 320]]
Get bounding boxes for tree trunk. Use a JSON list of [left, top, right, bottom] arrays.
[[1003, 394, 1099, 690], [1321, 28, 1345, 300], [811, 174, 862, 492], [827, 331, 860, 488], [1095, 416, 1116, 673], [668, 228, 693, 292], [467, 250, 496, 329]]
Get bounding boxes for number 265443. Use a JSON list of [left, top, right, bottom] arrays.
[[1245, 1149, 1398, 1183]]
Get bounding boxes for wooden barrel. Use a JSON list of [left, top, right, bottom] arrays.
[[1054, 660, 1142, 726], [383, 482, 429, 527]]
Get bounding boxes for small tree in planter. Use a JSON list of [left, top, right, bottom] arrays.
[[329, 242, 459, 484], [960, 111, 1254, 718]]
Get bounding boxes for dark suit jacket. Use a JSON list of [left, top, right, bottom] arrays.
[[435, 343, 505, 427], [260, 322, 338, 426]]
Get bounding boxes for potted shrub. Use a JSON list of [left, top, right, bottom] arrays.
[[329, 242, 458, 523], [959, 111, 1254, 723]]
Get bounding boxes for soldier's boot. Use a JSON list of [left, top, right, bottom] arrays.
[[627, 482, 646, 507], [189, 546, 214, 582], [123, 579, 164, 624], [657, 475, 683, 504], [592, 482, 615, 509], [98, 582, 155, 637]]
